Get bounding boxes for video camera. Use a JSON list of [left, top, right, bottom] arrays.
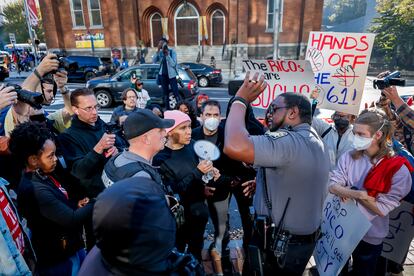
[[6, 83, 43, 110], [373, 71, 406, 90]]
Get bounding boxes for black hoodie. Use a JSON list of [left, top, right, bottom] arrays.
[[58, 116, 124, 198]]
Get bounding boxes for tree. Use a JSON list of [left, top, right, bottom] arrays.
[[370, 0, 414, 69], [1, 0, 44, 44], [323, 0, 367, 25]]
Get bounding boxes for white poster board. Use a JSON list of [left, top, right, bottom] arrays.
[[314, 194, 371, 276], [381, 201, 414, 264], [241, 60, 316, 109], [305, 32, 375, 115]]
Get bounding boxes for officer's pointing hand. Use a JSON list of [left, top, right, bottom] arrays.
[[235, 71, 267, 104]]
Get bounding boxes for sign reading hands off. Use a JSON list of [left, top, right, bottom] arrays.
[[314, 194, 371, 276], [306, 32, 375, 115], [241, 60, 316, 109]]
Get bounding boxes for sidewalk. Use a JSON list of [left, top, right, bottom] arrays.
[[8, 70, 32, 79]]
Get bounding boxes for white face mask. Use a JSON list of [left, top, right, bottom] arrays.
[[352, 134, 373, 150], [204, 117, 220, 131]]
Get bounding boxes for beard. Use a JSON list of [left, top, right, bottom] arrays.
[[269, 111, 288, 132]]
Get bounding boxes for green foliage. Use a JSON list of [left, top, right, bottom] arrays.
[[1, 0, 44, 44], [370, 0, 414, 69], [323, 0, 367, 25]]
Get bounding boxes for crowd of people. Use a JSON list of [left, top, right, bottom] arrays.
[[0, 47, 413, 276]]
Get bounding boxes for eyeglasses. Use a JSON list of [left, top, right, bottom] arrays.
[[332, 114, 348, 120], [269, 105, 289, 114], [77, 105, 101, 112]]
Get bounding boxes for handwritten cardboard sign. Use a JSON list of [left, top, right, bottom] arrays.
[[314, 194, 371, 276], [241, 60, 316, 109], [306, 32, 375, 115], [381, 201, 414, 264]]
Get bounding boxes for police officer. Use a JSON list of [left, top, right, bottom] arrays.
[[224, 72, 330, 275], [102, 109, 174, 187]]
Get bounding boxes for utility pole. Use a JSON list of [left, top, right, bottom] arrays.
[[272, 0, 282, 60], [23, 0, 38, 65]]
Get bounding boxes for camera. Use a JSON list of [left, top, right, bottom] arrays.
[[6, 83, 44, 110], [42, 55, 78, 75], [162, 42, 169, 52], [105, 122, 122, 134], [373, 71, 406, 90]]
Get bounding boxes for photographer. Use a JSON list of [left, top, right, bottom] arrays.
[[3, 53, 73, 136], [152, 38, 181, 110]]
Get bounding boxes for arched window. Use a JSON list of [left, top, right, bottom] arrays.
[[211, 10, 225, 45], [175, 4, 199, 46], [150, 13, 163, 47]]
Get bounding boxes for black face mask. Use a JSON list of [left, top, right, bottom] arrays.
[[334, 118, 350, 130]]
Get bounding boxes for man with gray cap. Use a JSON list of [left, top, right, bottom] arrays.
[[102, 109, 174, 188]]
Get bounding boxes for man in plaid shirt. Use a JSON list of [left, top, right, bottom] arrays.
[[382, 86, 414, 130]]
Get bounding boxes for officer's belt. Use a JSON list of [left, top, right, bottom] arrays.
[[266, 225, 319, 244]]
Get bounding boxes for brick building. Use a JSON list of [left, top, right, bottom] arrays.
[[39, 0, 323, 73]]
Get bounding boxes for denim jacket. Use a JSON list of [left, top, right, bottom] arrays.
[[152, 49, 178, 79], [0, 177, 32, 276]]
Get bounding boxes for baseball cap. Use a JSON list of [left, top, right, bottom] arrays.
[[93, 177, 176, 272], [164, 110, 191, 133], [123, 109, 174, 140]]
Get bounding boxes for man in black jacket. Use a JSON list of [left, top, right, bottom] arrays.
[[192, 100, 231, 274], [102, 109, 174, 188], [59, 88, 125, 198]]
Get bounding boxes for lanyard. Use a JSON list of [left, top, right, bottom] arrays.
[[48, 175, 69, 200]]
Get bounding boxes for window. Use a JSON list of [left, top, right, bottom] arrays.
[[211, 10, 225, 45], [70, 0, 85, 27], [120, 69, 142, 81], [88, 0, 103, 27], [146, 67, 159, 80], [266, 0, 283, 32], [150, 13, 162, 47]]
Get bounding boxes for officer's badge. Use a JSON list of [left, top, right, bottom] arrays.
[[265, 130, 289, 139]]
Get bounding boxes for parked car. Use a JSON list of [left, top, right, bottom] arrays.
[[180, 62, 222, 87], [0, 66, 9, 81], [63, 55, 109, 82], [86, 64, 199, 108]]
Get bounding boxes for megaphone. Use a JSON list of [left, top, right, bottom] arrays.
[[193, 140, 220, 161], [193, 140, 220, 183]]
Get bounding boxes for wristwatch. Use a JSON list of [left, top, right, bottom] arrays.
[[60, 86, 69, 95]]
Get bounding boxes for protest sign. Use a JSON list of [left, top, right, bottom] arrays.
[[241, 60, 316, 109], [306, 32, 375, 115], [314, 194, 371, 276], [381, 201, 414, 264]]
